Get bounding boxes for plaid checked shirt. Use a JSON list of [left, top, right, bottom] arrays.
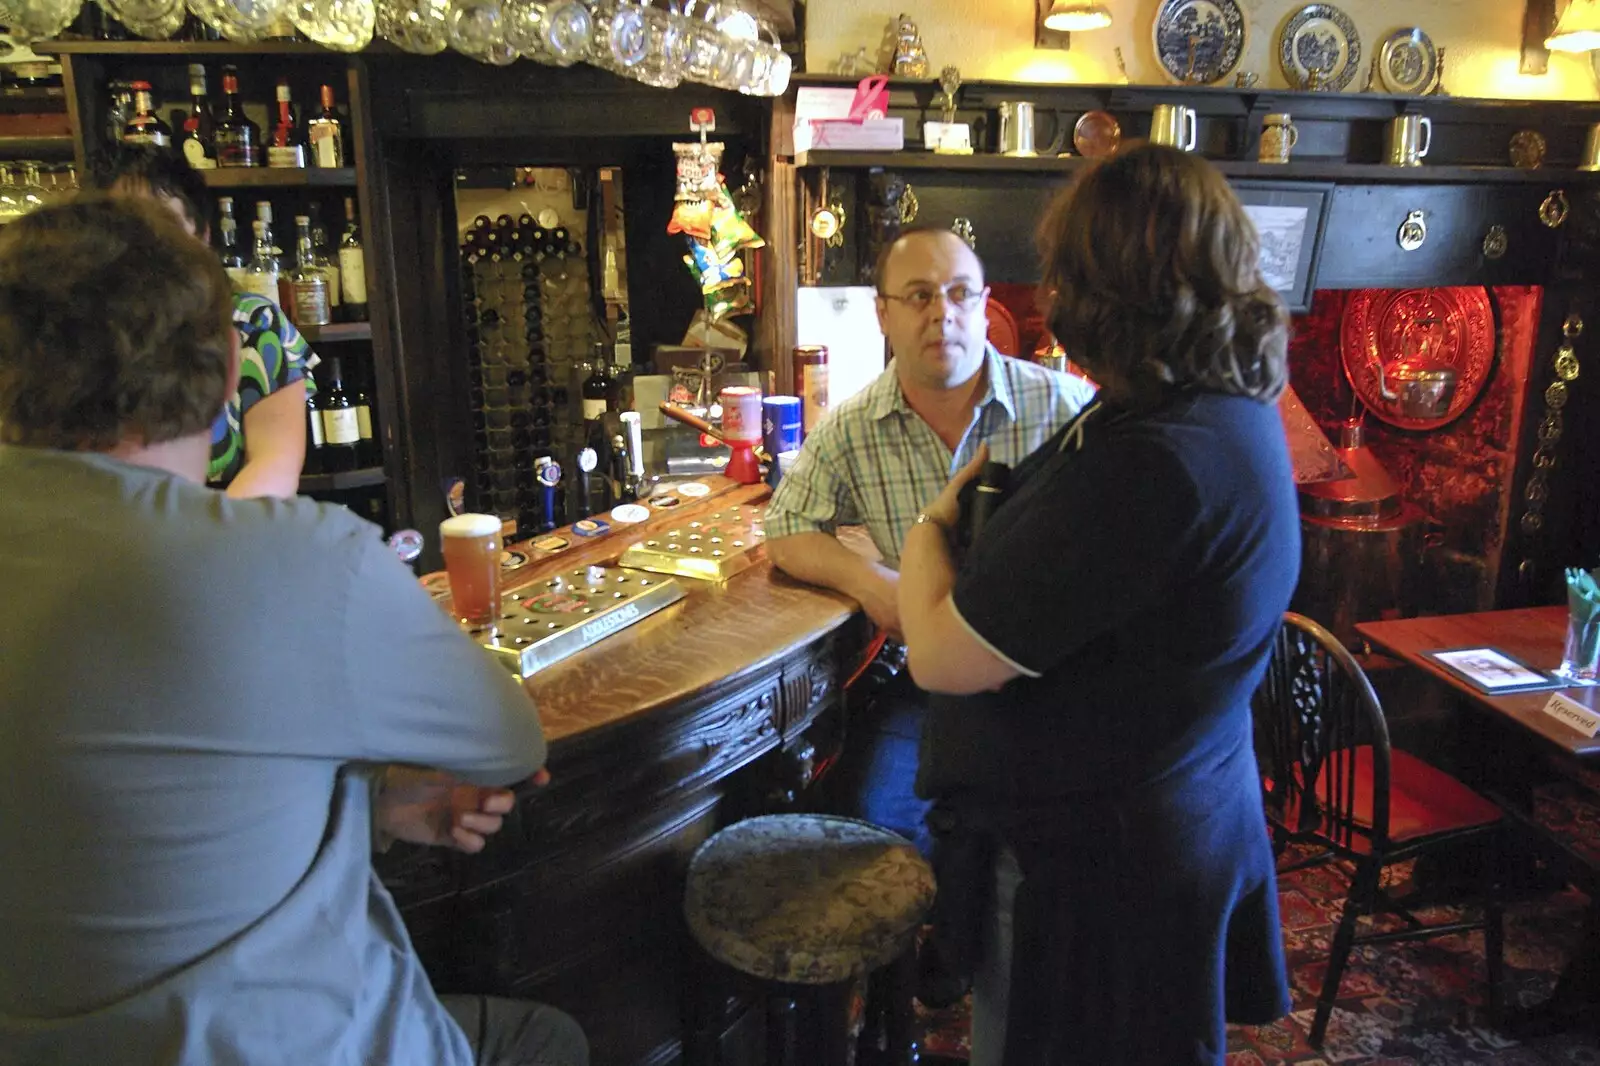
[[765, 346, 1097, 568]]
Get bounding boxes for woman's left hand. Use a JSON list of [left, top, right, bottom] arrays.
[[922, 442, 989, 529]]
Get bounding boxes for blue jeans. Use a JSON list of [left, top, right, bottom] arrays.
[[439, 994, 589, 1066], [833, 685, 934, 857]]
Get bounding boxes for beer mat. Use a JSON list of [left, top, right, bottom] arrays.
[[678, 481, 712, 498], [1424, 646, 1568, 694], [572, 518, 610, 537], [533, 535, 570, 552], [420, 571, 450, 598], [500, 550, 529, 570], [611, 504, 651, 524]]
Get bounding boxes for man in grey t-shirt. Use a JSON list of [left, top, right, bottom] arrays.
[[0, 201, 586, 1065]]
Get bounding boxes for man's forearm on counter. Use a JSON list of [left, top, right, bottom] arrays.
[[766, 531, 897, 603]]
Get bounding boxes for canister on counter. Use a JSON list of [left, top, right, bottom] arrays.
[[719, 385, 763, 442], [762, 395, 803, 458], [792, 344, 829, 436]]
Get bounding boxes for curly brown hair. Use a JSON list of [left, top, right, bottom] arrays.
[[1037, 143, 1288, 408], [0, 197, 234, 450]]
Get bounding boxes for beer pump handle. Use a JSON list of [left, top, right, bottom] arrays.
[[574, 447, 597, 521], [967, 460, 1011, 545], [535, 456, 561, 532]]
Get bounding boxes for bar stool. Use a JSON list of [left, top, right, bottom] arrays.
[[684, 814, 936, 1066]]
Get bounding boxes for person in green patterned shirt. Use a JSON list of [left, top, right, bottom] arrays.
[[94, 147, 316, 499]]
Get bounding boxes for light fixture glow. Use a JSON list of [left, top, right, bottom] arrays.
[[1043, 1, 1112, 32], [1547, 0, 1600, 51]]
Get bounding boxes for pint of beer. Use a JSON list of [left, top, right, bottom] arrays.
[[440, 513, 503, 628]]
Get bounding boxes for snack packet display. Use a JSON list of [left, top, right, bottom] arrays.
[[669, 139, 765, 320]]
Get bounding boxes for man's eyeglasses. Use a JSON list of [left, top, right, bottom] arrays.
[[879, 283, 988, 314]]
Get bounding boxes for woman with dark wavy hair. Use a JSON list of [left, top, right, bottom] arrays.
[[897, 143, 1300, 1064]]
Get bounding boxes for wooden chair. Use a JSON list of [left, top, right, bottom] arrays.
[[1252, 612, 1506, 1047]]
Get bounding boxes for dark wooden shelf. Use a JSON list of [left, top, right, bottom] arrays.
[[299, 465, 386, 491], [794, 150, 1600, 185], [0, 134, 76, 159], [297, 321, 371, 342], [201, 166, 357, 188]]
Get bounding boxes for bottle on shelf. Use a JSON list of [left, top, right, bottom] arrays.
[[255, 201, 294, 309], [214, 65, 261, 168], [287, 215, 331, 327], [179, 63, 215, 170], [307, 202, 340, 316], [304, 385, 324, 475], [243, 219, 279, 304], [318, 356, 361, 472], [266, 79, 305, 169], [305, 84, 344, 168], [121, 81, 171, 148], [338, 196, 368, 322], [217, 196, 246, 286], [582, 343, 610, 423], [353, 379, 376, 466]]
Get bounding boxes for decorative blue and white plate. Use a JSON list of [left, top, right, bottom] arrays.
[[1378, 27, 1437, 94], [1152, 0, 1247, 85], [1278, 3, 1362, 91]]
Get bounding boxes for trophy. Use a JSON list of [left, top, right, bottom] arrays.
[[891, 13, 929, 78], [925, 66, 973, 154]]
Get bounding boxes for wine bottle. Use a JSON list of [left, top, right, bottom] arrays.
[[318, 357, 360, 472], [338, 196, 368, 322]]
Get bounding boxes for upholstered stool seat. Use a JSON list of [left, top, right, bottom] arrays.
[[684, 814, 936, 1065]]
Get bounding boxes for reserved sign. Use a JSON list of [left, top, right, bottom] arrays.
[[1541, 692, 1600, 738]]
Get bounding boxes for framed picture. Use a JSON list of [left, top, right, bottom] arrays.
[[1425, 646, 1566, 695], [1232, 181, 1332, 315]]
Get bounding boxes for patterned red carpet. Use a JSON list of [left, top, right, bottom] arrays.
[[914, 798, 1600, 1064]]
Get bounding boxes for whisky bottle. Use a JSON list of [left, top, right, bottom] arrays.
[[121, 81, 170, 147], [287, 215, 331, 326], [213, 65, 260, 167], [178, 64, 215, 169], [266, 79, 305, 168], [305, 84, 344, 168]]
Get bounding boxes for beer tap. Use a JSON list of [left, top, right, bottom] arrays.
[[610, 433, 631, 502], [619, 410, 644, 501], [573, 447, 597, 521], [535, 456, 561, 532]]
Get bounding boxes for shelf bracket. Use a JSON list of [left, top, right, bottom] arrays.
[[1034, 0, 1072, 50], [1523, 0, 1556, 75]]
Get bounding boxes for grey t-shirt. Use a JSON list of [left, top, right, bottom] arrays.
[[0, 446, 546, 1066]]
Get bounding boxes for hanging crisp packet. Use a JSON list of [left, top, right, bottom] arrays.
[[668, 140, 724, 241]]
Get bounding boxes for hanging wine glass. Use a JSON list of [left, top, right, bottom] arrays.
[[99, 0, 181, 31], [11, 0, 84, 41], [539, 0, 590, 66], [291, 0, 375, 50], [115, 0, 187, 38], [188, 0, 288, 42], [448, 0, 517, 63], [680, 0, 732, 86], [503, 0, 550, 59], [376, 0, 450, 54], [631, 0, 686, 88], [589, 0, 648, 74]]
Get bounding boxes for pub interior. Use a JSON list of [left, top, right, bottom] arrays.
[[11, 0, 1600, 1063]]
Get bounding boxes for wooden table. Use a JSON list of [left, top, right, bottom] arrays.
[[1357, 607, 1600, 757]]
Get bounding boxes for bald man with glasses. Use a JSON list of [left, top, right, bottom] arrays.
[[764, 226, 1096, 863]]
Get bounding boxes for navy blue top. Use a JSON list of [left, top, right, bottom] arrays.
[[917, 391, 1300, 1064], [922, 391, 1300, 803]]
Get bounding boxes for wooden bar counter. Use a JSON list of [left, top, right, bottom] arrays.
[[374, 478, 875, 1066]]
